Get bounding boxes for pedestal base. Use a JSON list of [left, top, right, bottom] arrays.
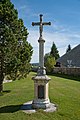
[[32, 98, 50, 109], [32, 74, 51, 109], [21, 101, 57, 114]]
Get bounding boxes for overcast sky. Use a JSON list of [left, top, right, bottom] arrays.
[[11, 0, 80, 63]]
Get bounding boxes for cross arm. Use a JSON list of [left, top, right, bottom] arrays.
[[32, 22, 40, 26], [42, 22, 51, 26]]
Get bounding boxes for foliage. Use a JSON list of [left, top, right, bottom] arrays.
[[50, 42, 60, 60], [66, 44, 71, 53], [44, 42, 60, 73], [0, 0, 33, 91], [0, 72, 80, 120], [44, 53, 56, 73]]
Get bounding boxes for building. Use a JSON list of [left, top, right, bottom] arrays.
[[57, 44, 80, 67]]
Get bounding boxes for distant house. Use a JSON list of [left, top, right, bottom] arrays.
[[57, 44, 80, 67]]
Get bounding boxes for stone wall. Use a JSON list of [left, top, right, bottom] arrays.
[[53, 67, 80, 76]]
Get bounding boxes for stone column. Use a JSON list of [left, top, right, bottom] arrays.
[[37, 38, 46, 75], [39, 38, 45, 68]]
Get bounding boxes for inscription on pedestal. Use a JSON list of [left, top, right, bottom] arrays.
[[38, 85, 44, 99]]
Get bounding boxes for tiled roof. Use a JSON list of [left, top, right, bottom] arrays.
[[57, 44, 80, 67]]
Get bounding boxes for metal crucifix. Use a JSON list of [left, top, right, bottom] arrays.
[[32, 14, 51, 39]]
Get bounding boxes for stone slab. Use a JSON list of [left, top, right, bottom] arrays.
[[32, 75, 51, 81], [20, 101, 57, 114]]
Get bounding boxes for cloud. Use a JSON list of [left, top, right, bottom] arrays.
[[28, 25, 80, 63], [28, 30, 39, 63], [19, 5, 27, 10], [17, 4, 31, 18]]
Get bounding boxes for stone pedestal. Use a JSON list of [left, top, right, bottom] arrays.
[[32, 75, 51, 109]]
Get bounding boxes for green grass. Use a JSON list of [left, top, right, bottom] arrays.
[[0, 72, 80, 120]]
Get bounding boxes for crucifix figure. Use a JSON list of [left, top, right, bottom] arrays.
[[32, 14, 51, 75], [32, 14, 51, 39]]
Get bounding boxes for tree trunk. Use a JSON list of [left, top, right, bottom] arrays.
[[0, 50, 4, 92], [0, 81, 3, 92], [0, 67, 4, 92], [0, 68, 4, 92]]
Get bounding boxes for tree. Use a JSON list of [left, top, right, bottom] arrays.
[[44, 53, 56, 73], [66, 44, 71, 53], [0, 0, 33, 92], [50, 42, 60, 60]]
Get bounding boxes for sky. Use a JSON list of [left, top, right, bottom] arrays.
[[11, 0, 80, 63]]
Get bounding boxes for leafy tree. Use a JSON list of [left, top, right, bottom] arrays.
[[0, 0, 33, 92], [50, 42, 60, 60], [44, 53, 56, 73], [44, 42, 60, 73], [66, 44, 71, 53]]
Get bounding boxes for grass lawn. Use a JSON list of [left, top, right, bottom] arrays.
[[0, 72, 80, 120]]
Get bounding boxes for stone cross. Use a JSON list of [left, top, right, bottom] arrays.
[[32, 14, 51, 75], [32, 14, 51, 39], [31, 15, 56, 111]]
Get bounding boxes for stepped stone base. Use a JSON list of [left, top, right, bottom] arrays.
[[32, 98, 50, 109], [21, 101, 57, 114]]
